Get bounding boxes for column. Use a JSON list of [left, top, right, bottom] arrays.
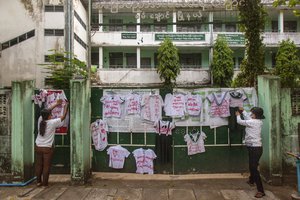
[[137, 12, 141, 33], [258, 75, 282, 185], [99, 47, 103, 68], [173, 11, 177, 33], [137, 47, 141, 69], [279, 10, 284, 33], [70, 80, 91, 185], [209, 11, 214, 85], [99, 9, 103, 32], [11, 80, 35, 182]]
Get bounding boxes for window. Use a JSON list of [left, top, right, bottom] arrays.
[[272, 21, 278, 32], [126, 53, 137, 68], [213, 21, 223, 32], [91, 52, 99, 66], [271, 52, 276, 68], [141, 57, 151, 68], [141, 24, 151, 32], [1, 29, 35, 51], [109, 52, 123, 68], [292, 89, 300, 115], [44, 29, 64, 36], [284, 21, 297, 32], [179, 53, 202, 68], [109, 19, 123, 31], [74, 11, 87, 30], [74, 33, 87, 49], [126, 23, 136, 32], [225, 24, 236, 32], [45, 5, 64, 12], [44, 55, 63, 62], [177, 21, 201, 32], [154, 20, 167, 32]]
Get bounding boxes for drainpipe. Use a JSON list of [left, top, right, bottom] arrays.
[[65, 0, 73, 60], [0, 177, 36, 187]]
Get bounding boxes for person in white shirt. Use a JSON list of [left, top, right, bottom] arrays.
[[35, 99, 68, 187], [236, 107, 265, 198]]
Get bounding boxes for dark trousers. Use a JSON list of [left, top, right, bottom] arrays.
[[248, 147, 264, 193], [35, 146, 54, 186]]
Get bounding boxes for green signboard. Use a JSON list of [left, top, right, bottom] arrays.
[[218, 34, 245, 45], [121, 33, 137, 39], [155, 33, 205, 41]]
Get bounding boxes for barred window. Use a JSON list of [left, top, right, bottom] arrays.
[[292, 89, 300, 115], [45, 5, 64, 12]]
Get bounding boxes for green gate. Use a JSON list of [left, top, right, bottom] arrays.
[[91, 87, 248, 174]]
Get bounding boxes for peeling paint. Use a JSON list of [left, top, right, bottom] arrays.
[[20, 0, 34, 16]]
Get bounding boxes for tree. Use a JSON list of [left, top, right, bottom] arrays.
[[41, 49, 89, 89], [233, 0, 266, 87], [273, 0, 300, 16], [274, 39, 300, 88], [211, 37, 234, 87], [157, 37, 180, 88]]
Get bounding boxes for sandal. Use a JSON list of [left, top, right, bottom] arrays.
[[246, 180, 255, 187], [255, 192, 265, 198]]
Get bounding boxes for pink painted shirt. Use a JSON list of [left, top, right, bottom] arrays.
[[125, 93, 142, 115], [154, 120, 175, 136], [101, 95, 124, 118], [107, 145, 130, 169], [184, 131, 207, 156], [133, 148, 157, 174], [185, 94, 202, 116], [141, 94, 163, 122], [164, 93, 186, 117], [90, 119, 109, 151], [207, 92, 230, 117]]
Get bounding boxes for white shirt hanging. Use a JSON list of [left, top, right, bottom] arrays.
[[125, 93, 142, 115], [133, 148, 157, 174], [207, 92, 230, 118], [101, 94, 125, 118], [154, 120, 175, 136], [185, 94, 202, 116], [184, 131, 207, 155], [107, 145, 130, 169], [164, 93, 186, 117], [141, 94, 164, 122], [90, 119, 109, 151]]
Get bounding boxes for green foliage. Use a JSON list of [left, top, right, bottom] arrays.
[[273, 0, 300, 16], [211, 38, 234, 87], [157, 38, 180, 88], [274, 39, 300, 88], [234, 0, 266, 87], [41, 49, 89, 89]]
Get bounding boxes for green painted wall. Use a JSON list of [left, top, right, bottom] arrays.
[[11, 80, 35, 182], [258, 75, 282, 185], [70, 80, 91, 184], [281, 89, 300, 170], [90, 87, 248, 174]]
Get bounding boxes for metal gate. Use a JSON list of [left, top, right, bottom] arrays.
[[0, 89, 11, 174], [90, 87, 248, 174]]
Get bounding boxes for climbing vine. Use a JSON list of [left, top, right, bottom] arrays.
[[233, 0, 266, 87]]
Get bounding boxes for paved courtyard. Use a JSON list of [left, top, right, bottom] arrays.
[[0, 173, 297, 200]]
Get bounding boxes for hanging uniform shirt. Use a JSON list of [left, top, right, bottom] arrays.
[[229, 90, 248, 108], [107, 145, 130, 169], [133, 148, 157, 174], [100, 94, 124, 118], [207, 92, 230, 118], [141, 94, 164, 122], [184, 131, 207, 155], [90, 119, 109, 151], [164, 93, 186, 117], [185, 94, 202, 116], [125, 93, 142, 115], [154, 120, 175, 136], [45, 90, 69, 135]]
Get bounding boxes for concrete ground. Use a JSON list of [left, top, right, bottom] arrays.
[[0, 173, 298, 200]]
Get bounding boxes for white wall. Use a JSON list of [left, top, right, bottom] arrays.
[[0, 0, 44, 87], [73, 0, 88, 62]]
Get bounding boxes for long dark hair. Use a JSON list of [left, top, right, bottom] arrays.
[[40, 109, 51, 136]]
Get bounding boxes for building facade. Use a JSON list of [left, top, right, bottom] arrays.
[[0, 0, 300, 88]]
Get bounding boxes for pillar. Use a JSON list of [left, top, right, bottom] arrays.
[[70, 79, 91, 184], [258, 75, 282, 185], [137, 47, 141, 69], [99, 9, 103, 32], [279, 10, 284, 33], [173, 11, 177, 33], [137, 12, 140, 33], [99, 47, 103, 69], [11, 80, 35, 182]]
